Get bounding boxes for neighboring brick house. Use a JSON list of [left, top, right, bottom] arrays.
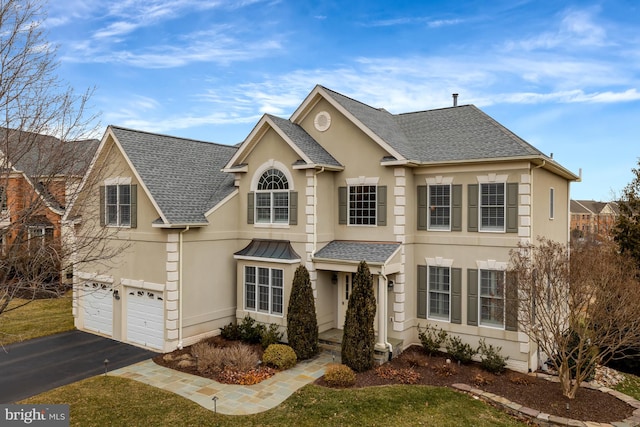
[[0, 129, 98, 263], [570, 199, 619, 239], [68, 86, 579, 372]]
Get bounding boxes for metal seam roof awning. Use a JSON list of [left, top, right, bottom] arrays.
[[234, 239, 301, 264]]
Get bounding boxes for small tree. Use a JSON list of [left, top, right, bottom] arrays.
[[510, 237, 640, 399], [613, 161, 640, 268], [286, 265, 319, 360], [341, 261, 376, 372]]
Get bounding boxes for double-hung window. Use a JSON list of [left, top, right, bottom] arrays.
[[244, 266, 283, 316], [106, 184, 131, 226], [480, 183, 505, 231], [349, 185, 376, 225], [428, 266, 450, 320], [428, 184, 450, 230], [479, 269, 505, 328], [256, 169, 289, 224]]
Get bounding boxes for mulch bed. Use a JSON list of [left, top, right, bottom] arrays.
[[154, 338, 633, 423]]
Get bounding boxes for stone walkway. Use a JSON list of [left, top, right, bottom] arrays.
[[110, 351, 336, 415]]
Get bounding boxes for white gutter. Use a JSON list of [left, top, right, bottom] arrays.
[[177, 226, 190, 349]]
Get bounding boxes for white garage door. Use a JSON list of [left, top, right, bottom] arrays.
[[82, 282, 113, 336], [127, 289, 164, 350]]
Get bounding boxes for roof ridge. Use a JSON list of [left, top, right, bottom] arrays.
[[319, 86, 388, 114], [395, 104, 473, 116], [109, 125, 235, 150]]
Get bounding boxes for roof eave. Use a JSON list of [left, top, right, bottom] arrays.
[[291, 163, 344, 171], [152, 222, 208, 229]]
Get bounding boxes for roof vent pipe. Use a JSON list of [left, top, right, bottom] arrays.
[[452, 93, 459, 107]]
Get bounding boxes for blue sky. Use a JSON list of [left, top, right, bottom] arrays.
[[45, 0, 640, 201]]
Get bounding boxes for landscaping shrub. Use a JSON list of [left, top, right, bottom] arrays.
[[341, 261, 376, 372], [261, 323, 284, 349], [508, 372, 533, 385], [287, 265, 319, 360], [191, 342, 259, 374], [478, 338, 508, 374], [239, 315, 266, 344], [433, 361, 457, 377], [220, 322, 241, 341], [226, 344, 260, 372], [262, 344, 297, 370], [417, 323, 448, 355], [473, 371, 493, 386], [445, 335, 477, 364], [324, 363, 356, 387]]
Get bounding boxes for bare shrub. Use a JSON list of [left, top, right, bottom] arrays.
[[226, 344, 260, 372]]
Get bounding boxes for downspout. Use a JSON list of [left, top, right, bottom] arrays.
[[177, 226, 190, 349], [380, 268, 393, 360]]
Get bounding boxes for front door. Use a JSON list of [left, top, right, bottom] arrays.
[[337, 272, 354, 329]]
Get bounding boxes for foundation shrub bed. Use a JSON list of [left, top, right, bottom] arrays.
[[478, 339, 508, 374], [445, 336, 478, 364], [417, 323, 448, 355], [374, 365, 421, 384]]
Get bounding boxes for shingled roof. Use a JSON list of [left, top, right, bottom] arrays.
[[109, 126, 237, 225], [321, 86, 546, 163], [314, 240, 401, 264], [267, 115, 342, 168]]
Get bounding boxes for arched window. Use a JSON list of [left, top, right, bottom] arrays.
[[256, 169, 289, 223]]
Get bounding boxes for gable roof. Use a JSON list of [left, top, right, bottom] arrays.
[[571, 200, 619, 216], [290, 85, 579, 180], [108, 126, 238, 226], [0, 128, 99, 213]]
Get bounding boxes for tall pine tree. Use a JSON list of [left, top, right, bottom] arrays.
[[286, 265, 319, 360], [341, 261, 376, 372]]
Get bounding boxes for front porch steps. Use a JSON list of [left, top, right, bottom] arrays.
[[318, 328, 403, 365]]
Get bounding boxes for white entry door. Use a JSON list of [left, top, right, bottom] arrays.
[[337, 272, 354, 329], [82, 282, 113, 336], [126, 289, 164, 350]]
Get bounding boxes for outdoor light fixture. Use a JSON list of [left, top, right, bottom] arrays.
[[387, 280, 394, 290], [212, 396, 218, 414], [104, 359, 109, 376], [113, 290, 120, 300], [331, 273, 338, 284]]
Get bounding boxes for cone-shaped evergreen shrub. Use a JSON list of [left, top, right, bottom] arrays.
[[286, 265, 319, 360], [341, 261, 376, 372]]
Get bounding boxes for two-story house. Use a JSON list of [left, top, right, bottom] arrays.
[[570, 199, 619, 239], [0, 129, 98, 270], [68, 86, 579, 372]]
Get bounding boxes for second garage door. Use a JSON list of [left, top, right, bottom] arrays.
[[126, 289, 164, 350]]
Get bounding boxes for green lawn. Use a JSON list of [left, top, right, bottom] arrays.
[[615, 372, 640, 400], [22, 376, 526, 427], [0, 293, 74, 345]]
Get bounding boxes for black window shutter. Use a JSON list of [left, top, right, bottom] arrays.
[[417, 265, 427, 319], [289, 191, 297, 225], [377, 185, 387, 226], [99, 185, 105, 227], [130, 184, 137, 228], [451, 184, 462, 231], [467, 269, 478, 326], [247, 192, 254, 224], [417, 185, 427, 230], [338, 187, 347, 225], [451, 267, 462, 324], [505, 271, 518, 331], [506, 182, 518, 233], [468, 184, 478, 232]]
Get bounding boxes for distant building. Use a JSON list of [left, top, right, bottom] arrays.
[[570, 199, 619, 239]]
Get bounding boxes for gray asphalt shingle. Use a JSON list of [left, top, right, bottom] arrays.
[[110, 126, 237, 225], [314, 240, 401, 264]]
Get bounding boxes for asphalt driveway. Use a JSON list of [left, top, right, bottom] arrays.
[[0, 330, 156, 403]]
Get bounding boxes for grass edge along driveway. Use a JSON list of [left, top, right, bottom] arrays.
[[22, 376, 527, 427]]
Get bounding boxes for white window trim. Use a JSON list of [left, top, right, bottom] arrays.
[[243, 265, 284, 317], [477, 177, 507, 233], [345, 176, 380, 227], [104, 176, 131, 186], [476, 260, 507, 330], [251, 161, 293, 227], [426, 183, 452, 232], [426, 257, 453, 322], [105, 183, 132, 227]]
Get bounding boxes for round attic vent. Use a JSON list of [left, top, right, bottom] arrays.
[[314, 111, 331, 132]]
